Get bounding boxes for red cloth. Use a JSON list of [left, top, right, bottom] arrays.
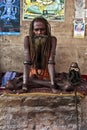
[[29, 68, 50, 80]]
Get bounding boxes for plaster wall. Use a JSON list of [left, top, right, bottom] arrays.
[[0, 0, 87, 74]]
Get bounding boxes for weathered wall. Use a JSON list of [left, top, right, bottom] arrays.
[[0, 0, 87, 74]]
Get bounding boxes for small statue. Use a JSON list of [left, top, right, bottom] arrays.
[[68, 62, 81, 86]]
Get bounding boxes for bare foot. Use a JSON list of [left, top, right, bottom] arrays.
[[17, 87, 29, 94], [51, 88, 58, 93], [51, 83, 61, 93]]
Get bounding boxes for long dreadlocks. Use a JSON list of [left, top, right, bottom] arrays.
[[28, 16, 52, 74]]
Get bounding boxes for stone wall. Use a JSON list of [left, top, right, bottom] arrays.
[[0, 0, 87, 74], [0, 93, 84, 130]]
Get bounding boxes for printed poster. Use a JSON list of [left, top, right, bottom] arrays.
[[75, 0, 85, 10], [0, 0, 20, 35], [75, 0, 85, 19], [74, 19, 85, 38], [23, 0, 65, 21]]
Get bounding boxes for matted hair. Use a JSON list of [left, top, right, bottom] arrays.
[[29, 16, 52, 73]]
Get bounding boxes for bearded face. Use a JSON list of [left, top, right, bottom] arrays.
[[31, 20, 51, 70], [33, 35, 48, 48]]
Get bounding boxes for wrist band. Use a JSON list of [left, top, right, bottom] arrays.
[[48, 60, 55, 65], [23, 61, 32, 65]]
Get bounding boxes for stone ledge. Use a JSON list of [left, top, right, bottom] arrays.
[[0, 92, 84, 130]]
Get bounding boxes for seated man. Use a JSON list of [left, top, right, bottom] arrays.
[[22, 16, 60, 93]]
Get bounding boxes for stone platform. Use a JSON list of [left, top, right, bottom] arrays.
[[0, 92, 84, 130]]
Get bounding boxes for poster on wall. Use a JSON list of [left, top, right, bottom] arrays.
[[75, 0, 85, 10], [74, 19, 85, 38], [23, 0, 65, 21], [75, 0, 85, 19], [0, 0, 20, 35]]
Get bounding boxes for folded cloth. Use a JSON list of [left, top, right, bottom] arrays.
[[1, 71, 16, 87]]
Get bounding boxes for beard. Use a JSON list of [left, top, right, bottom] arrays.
[[33, 35, 48, 48], [32, 35, 49, 69]]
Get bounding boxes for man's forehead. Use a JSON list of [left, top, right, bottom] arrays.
[[33, 21, 46, 28], [34, 20, 45, 24]]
